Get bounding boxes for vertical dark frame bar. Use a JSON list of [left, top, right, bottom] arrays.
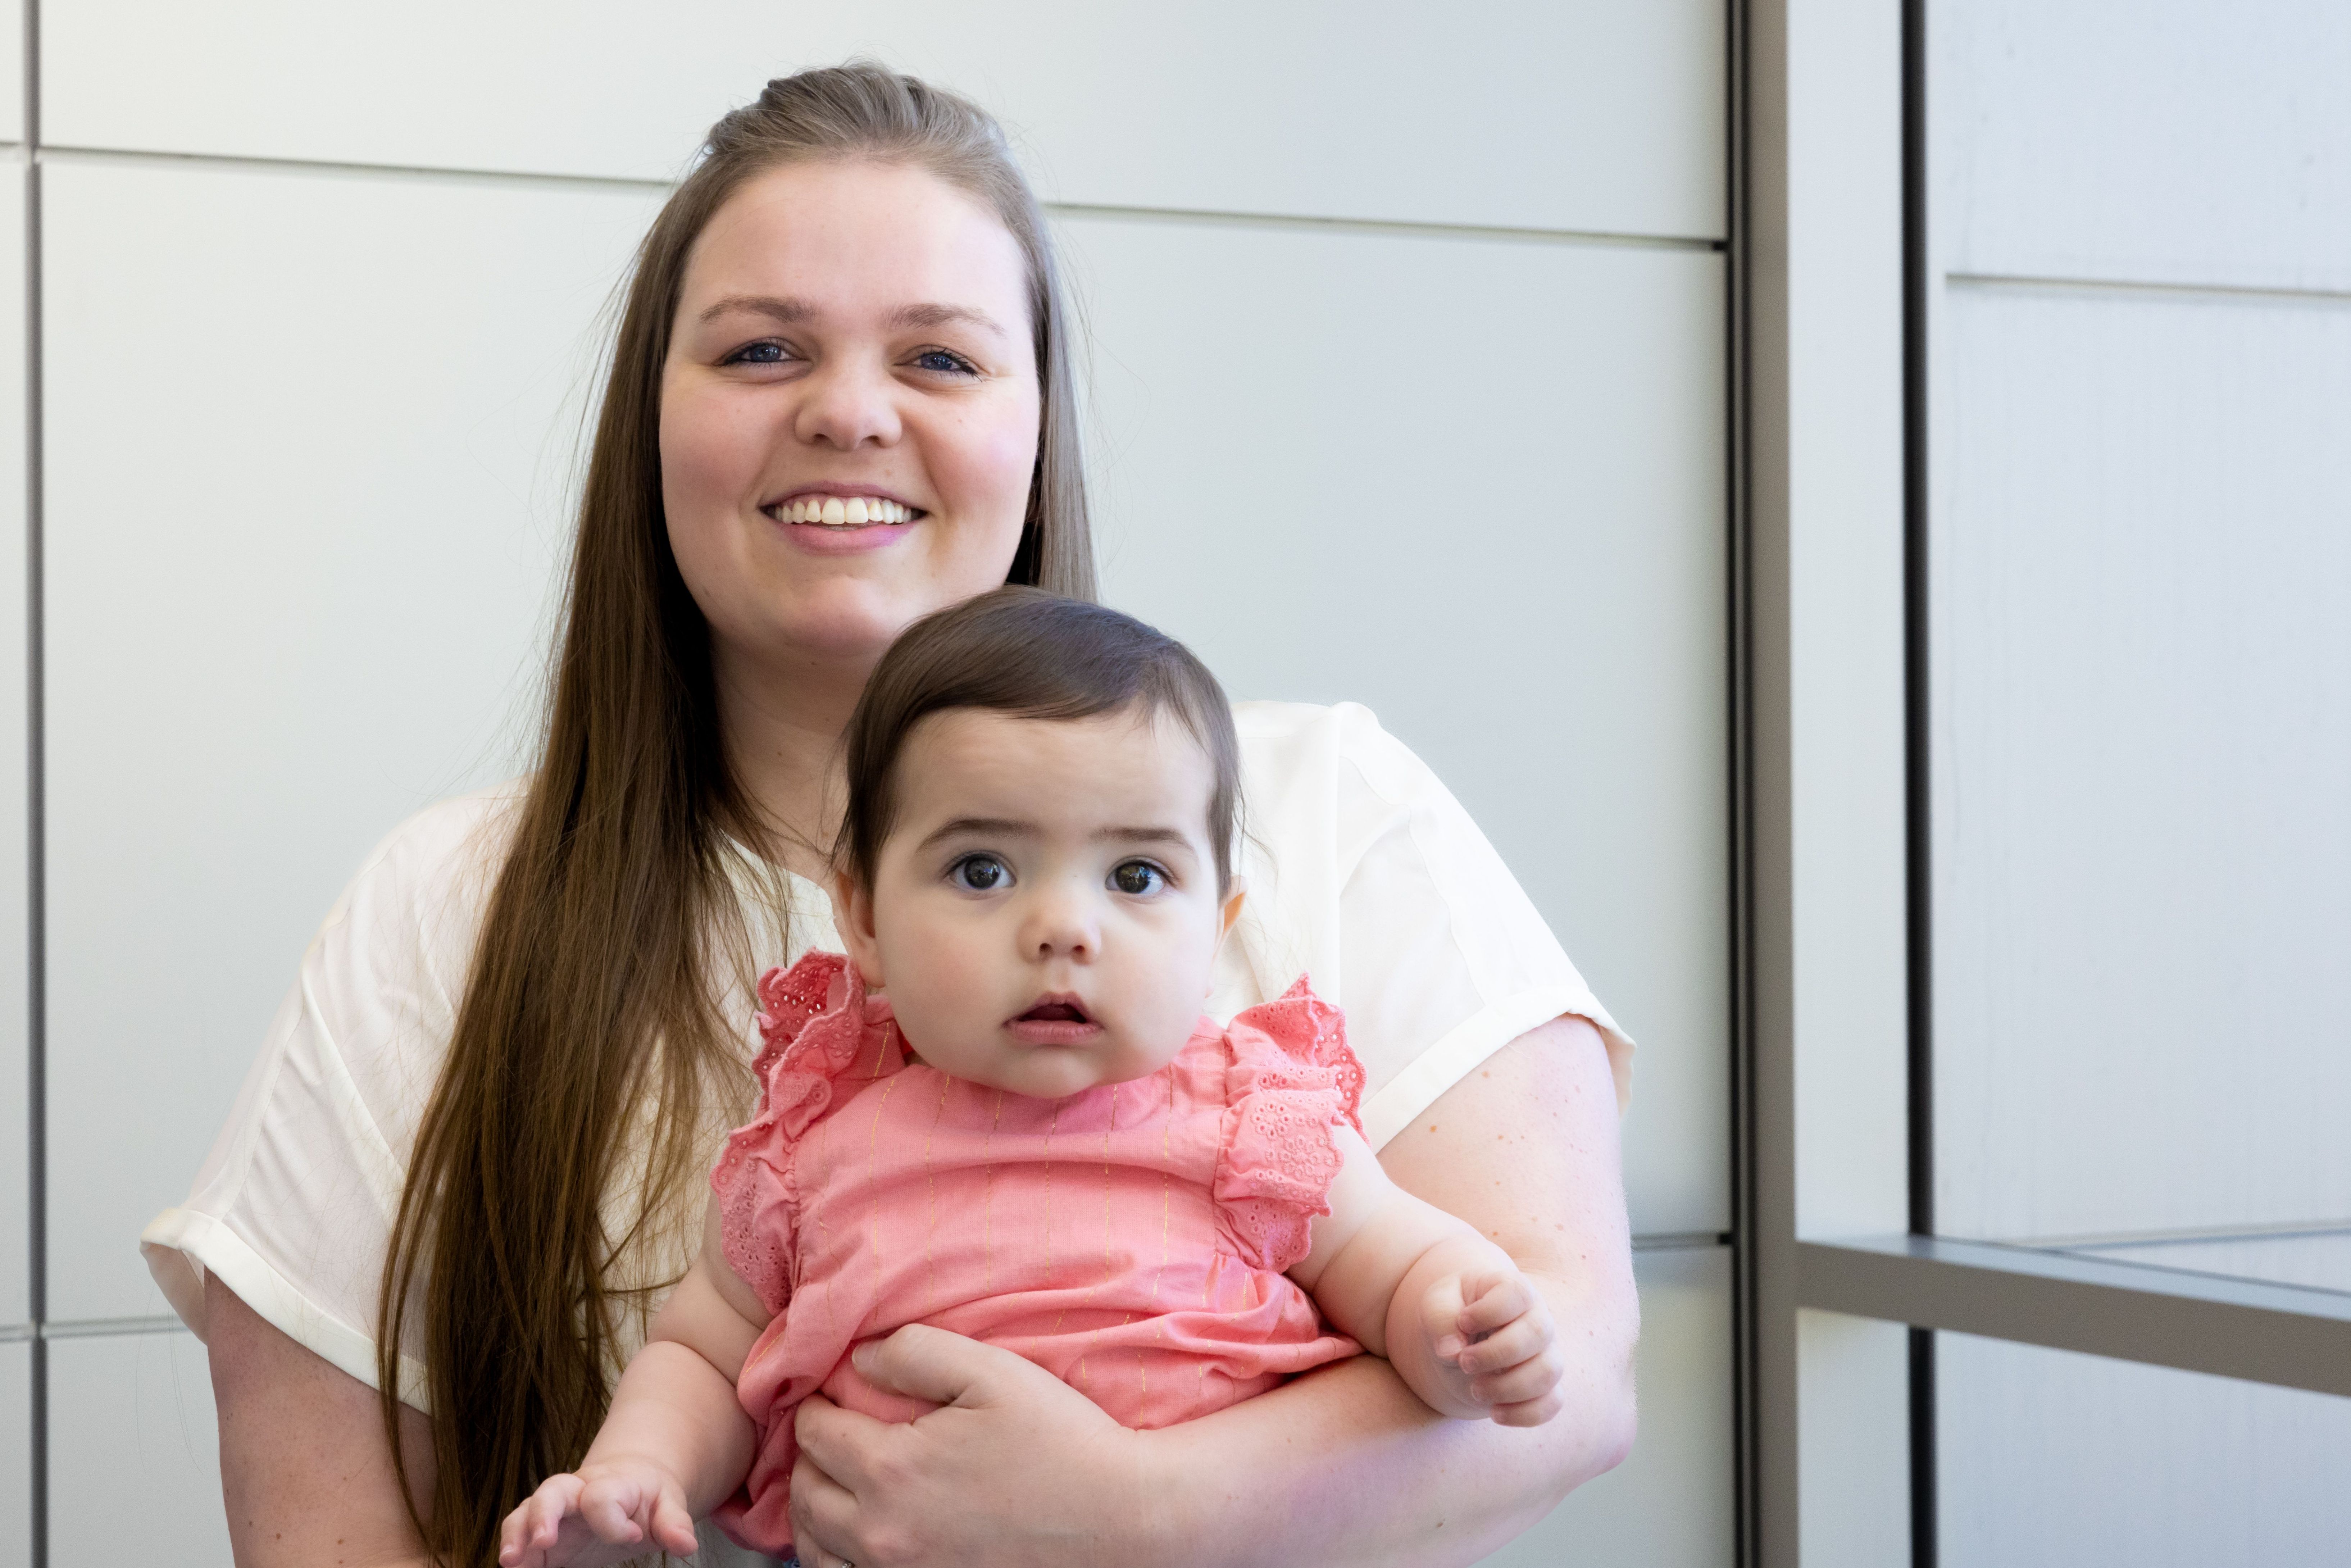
[[1724, 0, 1761, 1563], [1900, 0, 1936, 1564], [20, 0, 44, 1560]]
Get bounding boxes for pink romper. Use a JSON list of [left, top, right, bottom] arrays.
[[708, 950, 1367, 1556]]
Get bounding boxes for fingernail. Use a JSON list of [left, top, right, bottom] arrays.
[[1436, 1335, 1463, 1360]]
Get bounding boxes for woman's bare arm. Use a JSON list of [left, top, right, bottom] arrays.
[[786, 1014, 1637, 1568], [205, 1273, 435, 1568]]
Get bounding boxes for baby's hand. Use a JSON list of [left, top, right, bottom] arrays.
[[1421, 1267, 1566, 1427], [497, 1458, 699, 1568]]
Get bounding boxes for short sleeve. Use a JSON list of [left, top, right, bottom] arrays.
[[1215, 703, 1633, 1150], [1213, 981, 1365, 1273], [710, 951, 896, 1316], [138, 788, 518, 1412]]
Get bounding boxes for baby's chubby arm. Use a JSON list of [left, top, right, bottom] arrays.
[[1290, 1127, 1567, 1427], [498, 1197, 770, 1568]]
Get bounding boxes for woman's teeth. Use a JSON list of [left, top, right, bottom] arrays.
[[781, 495, 914, 526]]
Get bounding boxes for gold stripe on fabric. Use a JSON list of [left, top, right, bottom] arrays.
[[982, 1089, 1004, 1294], [1042, 1099, 1063, 1316], [1142, 1067, 1177, 1423], [865, 1072, 902, 1336], [922, 1072, 949, 1316]]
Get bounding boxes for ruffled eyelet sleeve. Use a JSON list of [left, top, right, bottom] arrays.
[[1213, 977, 1367, 1273], [709, 950, 893, 1315]]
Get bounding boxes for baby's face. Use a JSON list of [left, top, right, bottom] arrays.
[[836, 705, 1241, 1099]]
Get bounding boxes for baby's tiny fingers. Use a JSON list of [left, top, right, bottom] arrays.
[[1457, 1271, 1536, 1335], [579, 1481, 649, 1545], [1420, 1274, 1472, 1362], [1455, 1310, 1555, 1377], [1470, 1347, 1566, 1410], [1493, 1386, 1569, 1428], [651, 1485, 700, 1557]]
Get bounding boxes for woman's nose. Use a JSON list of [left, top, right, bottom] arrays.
[[792, 358, 904, 450]]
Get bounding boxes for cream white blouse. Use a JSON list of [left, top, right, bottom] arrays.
[[141, 700, 1630, 1412]]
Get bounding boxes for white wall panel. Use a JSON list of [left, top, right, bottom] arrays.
[[0, 162, 23, 1330], [1940, 1332, 2351, 1566], [41, 157, 663, 1320], [1485, 1244, 1733, 1567], [49, 1330, 230, 1565], [0, 0, 20, 146], [1934, 1, 2351, 291], [41, 0, 1725, 240], [1067, 213, 1729, 1238], [0, 1340, 26, 1568], [1930, 283, 2351, 1242]]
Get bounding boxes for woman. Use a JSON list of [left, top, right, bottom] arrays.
[[144, 65, 1637, 1568]]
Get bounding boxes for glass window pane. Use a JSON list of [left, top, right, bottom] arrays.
[[1926, 1, 2351, 1282], [1938, 1332, 2351, 1565]]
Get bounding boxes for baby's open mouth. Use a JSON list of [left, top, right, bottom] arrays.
[[1006, 995, 1102, 1044]]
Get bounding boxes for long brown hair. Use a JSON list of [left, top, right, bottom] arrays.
[[838, 587, 1241, 897], [379, 64, 1096, 1564]]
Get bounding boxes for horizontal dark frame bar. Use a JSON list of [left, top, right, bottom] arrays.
[[1797, 1235, 2351, 1399]]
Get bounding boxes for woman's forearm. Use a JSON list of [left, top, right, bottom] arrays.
[[1152, 1016, 1637, 1566], [1146, 1267, 1634, 1568]]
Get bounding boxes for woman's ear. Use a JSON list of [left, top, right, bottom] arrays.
[[832, 869, 886, 989]]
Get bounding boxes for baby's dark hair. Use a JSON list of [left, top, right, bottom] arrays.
[[837, 587, 1242, 894]]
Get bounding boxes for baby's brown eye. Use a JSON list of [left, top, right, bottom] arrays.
[[954, 855, 1008, 891], [1110, 861, 1164, 896]]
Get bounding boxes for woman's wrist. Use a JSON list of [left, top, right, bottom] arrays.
[[1118, 1421, 1211, 1568]]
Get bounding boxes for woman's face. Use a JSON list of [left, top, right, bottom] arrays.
[[660, 159, 1042, 677]]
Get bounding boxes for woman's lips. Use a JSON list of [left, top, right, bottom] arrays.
[[774, 493, 919, 526], [761, 492, 924, 554]]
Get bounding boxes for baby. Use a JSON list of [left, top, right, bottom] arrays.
[[500, 588, 1566, 1565]]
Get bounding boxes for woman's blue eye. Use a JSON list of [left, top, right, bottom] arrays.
[[729, 341, 788, 364], [1110, 861, 1164, 896], [914, 349, 975, 374], [952, 855, 1008, 891]]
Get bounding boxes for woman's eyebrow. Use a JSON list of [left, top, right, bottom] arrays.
[[698, 292, 814, 324], [888, 301, 1010, 337]]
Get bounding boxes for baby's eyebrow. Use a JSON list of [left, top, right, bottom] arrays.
[[917, 816, 1037, 851], [1092, 826, 1196, 851]]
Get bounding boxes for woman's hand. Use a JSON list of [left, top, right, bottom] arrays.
[[787, 1325, 1163, 1568]]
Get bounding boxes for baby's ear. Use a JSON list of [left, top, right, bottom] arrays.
[[832, 870, 886, 988], [1213, 876, 1248, 958]]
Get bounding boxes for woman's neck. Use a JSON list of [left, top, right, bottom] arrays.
[[713, 645, 873, 883]]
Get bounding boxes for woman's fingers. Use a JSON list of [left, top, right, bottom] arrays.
[[790, 1439, 868, 1568], [851, 1321, 1025, 1408], [793, 1390, 892, 1494]]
